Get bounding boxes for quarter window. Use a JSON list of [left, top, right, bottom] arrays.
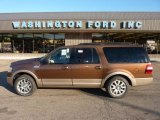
[[103, 47, 149, 63]]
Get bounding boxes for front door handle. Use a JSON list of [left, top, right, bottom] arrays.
[[63, 66, 69, 70], [95, 66, 102, 69]]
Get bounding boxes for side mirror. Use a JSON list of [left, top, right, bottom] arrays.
[[40, 58, 48, 65]]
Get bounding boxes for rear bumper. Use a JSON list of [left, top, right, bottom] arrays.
[[134, 78, 153, 86]]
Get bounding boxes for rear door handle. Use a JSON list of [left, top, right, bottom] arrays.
[[95, 66, 102, 69]]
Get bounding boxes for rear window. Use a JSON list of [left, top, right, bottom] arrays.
[[103, 47, 149, 63]]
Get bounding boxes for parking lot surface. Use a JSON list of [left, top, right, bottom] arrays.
[[0, 60, 160, 120]]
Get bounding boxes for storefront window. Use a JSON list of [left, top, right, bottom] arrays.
[[54, 34, 65, 48], [11, 33, 65, 53], [0, 33, 65, 53], [13, 34, 23, 53], [23, 34, 33, 53], [34, 34, 44, 53], [44, 33, 65, 53], [44, 33, 54, 53], [12, 33, 65, 53], [3, 34, 13, 53]]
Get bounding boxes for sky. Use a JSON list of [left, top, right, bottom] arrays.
[[0, 0, 160, 13]]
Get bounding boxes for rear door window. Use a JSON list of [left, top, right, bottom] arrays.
[[71, 48, 100, 64], [103, 47, 149, 63]]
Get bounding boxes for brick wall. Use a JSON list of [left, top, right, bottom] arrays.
[[65, 33, 92, 46]]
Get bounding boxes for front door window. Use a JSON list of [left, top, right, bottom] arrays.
[[49, 48, 71, 64]]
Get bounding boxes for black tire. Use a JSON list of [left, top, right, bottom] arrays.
[[105, 76, 129, 98], [14, 74, 37, 96]]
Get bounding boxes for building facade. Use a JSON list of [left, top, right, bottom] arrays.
[[0, 12, 160, 54]]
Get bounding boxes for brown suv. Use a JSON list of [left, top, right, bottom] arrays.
[[7, 43, 153, 98]]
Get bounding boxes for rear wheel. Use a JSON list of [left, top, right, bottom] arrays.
[[105, 76, 129, 98], [14, 74, 37, 96]]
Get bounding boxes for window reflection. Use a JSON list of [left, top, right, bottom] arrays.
[[44, 33, 54, 53], [0, 33, 65, 53], [34, 34, 44, 53], [13, 34, 23, 53], [23, 34, 33, 53], [54, 34, 65, 49], [3, 34, 13, 53]]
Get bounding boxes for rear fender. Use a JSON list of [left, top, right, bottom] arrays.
[[101, 71, 136, 87]]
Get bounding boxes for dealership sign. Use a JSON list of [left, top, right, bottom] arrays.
[[12, 20, 142, 29]]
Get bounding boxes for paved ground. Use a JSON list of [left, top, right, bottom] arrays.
[[0, 60, 160, 120]]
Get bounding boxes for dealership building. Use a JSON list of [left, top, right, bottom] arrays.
[[0, 12, 160, 54]]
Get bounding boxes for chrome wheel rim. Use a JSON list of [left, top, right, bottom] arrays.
[[17, 77, 32, 94], [110, 79, 127, 97]]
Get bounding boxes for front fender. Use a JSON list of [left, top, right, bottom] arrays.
[[11, 70, 42, 87]]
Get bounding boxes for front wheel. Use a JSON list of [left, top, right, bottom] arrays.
[[105, 76, 129, 98], [14, 74, 37, 96]]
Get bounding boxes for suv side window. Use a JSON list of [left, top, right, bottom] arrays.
[[103, 47, 149, 63], [49, 48, 71, 64], [71, 48, 100, 64]]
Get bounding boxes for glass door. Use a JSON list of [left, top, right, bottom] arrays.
[[24, 34, 33, 53]]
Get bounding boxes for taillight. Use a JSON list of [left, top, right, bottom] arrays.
[[145, 63, 153, 74]]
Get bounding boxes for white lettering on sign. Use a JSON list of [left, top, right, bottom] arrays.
[[55, 21, 61, 28], [110, 21, 116, 28], [12, 20, 142, 29], [76, 21, 82, 28], [35, 21, 41, 28], [135, 21, 142, 28], [87, 21, 93, 28], [42, 21, 46, 28], [28, 21, 34, 28], [62, 21, 67, 28], [94, 21, 101, 28], [102, 21, 108, 28], [121, 21, 142, 29], [87, 21, 117, 29], [12, 21, 20, 29], [68, 21, 74, 28], [47, 21, 53, 28], [21, 21, 27, 28]]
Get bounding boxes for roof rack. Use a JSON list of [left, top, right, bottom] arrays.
[[78, 42, 141, 46]]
